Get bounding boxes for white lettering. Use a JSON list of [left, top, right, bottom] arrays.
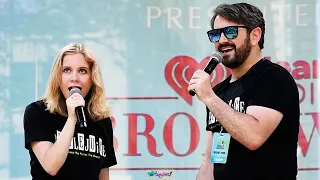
[[209, 111, 216, 124], [240, 102, 245, 113], [89, 135, 96, 153], [54, 130, 114, 158], [147, 6, 161, 28], [189, 7, 201, 29], [147, 4, 318, 29], [96, 142, 99, 154], [55, 130, 61, 140], [316, 3, 320, 26], [167, 8, 183, 29], [102, 145, 106, 157], [234, 97, 240, 112], [99, 138, 103, 156], [296, 4, 308, 26], [78, 133, 85, 151], [207, 7, 215, 29], [73, 137, 78, 150], [271, 3, 289, 27], [85, 139, 89, 151], [228, 97, 246, 113]]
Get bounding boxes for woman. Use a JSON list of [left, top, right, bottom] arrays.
[[23, 43, 117, 180]]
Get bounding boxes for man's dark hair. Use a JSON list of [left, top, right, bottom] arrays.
[[211, 3, 265, 49]]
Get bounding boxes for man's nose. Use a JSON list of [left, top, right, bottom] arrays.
[[219, 32, 229, 43]]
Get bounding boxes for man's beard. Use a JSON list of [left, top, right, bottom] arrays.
[[219, 36, 252, 69]]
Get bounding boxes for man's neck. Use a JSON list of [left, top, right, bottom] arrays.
[[230, 50, 263, 82]]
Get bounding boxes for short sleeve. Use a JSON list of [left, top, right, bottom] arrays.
[[23, 102, 53, 150], [247, 68, 299, 114], [205, 79, 229, 132], [205, 107, 212, 131], [100, 118, 117, 168]]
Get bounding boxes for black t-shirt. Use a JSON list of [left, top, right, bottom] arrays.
[[206, 59, 300, 180], [23, 100, 117, 180]]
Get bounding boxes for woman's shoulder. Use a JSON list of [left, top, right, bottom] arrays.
[[23, 99, 50, 127], [97, 117, 113, 127], [96, 117, 114, 135], [25, 99, 47, 114]]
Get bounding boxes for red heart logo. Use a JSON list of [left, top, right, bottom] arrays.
[[165, 56, 231, 106]]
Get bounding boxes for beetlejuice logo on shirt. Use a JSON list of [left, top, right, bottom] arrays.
[[208, 97, 246, 125], [54, 130, 106, 158]]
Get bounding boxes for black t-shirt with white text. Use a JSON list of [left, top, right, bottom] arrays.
[[23, 100, 117, 180], [206, 59, 300, 180]]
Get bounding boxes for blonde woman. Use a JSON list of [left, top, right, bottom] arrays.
[[23, 43, 117, 180]]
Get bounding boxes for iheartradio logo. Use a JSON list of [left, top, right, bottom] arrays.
[[165, 55, 231, 105]]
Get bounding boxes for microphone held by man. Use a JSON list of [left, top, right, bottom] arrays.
[[189, 52, 223, 96]]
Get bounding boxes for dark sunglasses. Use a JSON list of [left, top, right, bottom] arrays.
[[207, 26, 250, 43]]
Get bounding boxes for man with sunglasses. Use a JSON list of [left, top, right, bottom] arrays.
[[188, 3, 300, 180]]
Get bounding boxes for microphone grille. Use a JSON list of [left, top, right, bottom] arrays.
[[69, 87, 82, 96], [210, 52, 223, 63]]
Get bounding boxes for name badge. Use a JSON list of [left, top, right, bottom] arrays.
[[210, 133, 231, 164]]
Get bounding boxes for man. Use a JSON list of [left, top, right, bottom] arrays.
[[188, 3, 300, 180]]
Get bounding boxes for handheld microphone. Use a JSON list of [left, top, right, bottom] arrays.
[[189, 52, 223, 96], [69, 87, 87, 128]]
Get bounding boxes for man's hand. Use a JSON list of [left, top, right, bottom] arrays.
[[188, 70, 214, 102]]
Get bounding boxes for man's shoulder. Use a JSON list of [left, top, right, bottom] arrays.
[[255, 59, 293, 77], [249, 59, 296, 86]]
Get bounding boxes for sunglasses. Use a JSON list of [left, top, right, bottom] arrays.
[[207, 26, 250, 43]]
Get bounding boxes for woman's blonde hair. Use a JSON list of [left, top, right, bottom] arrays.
[[42, 43, 110, 120]]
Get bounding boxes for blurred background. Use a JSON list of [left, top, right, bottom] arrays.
[[0, 0, 319, 179]]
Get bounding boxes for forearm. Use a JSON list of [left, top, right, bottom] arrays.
[[197, 131, 214, 180], [197, 162, 213, 180], [99, 168, 110, 180], [203, 131, 213, 162], [44, 117, 76, 174], [99, 174, 109, 180], [204, 93, 262, 150]]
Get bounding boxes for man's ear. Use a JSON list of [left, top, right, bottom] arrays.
[[250, 27, 262, 46]]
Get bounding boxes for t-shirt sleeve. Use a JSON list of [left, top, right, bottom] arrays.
[[205, 82, 226, 132], [247, 68, 298, 114], [102, 117, 117, 168], [23, 102, 53, 150], [205, 107, 211, 131]]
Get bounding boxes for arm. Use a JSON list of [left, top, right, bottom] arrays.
[[203, 95, 282, 150], [196, 131, 214, 180], [24, 94, 84, 176], [203, 131, 213, 162], [99, 168, 110, 180], [31, 117, 76, 176], [188, 68, 296, 151]]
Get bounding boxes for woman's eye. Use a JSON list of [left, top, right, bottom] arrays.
[[79, 69, 87, 74], [63, 68, 71, 73]]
